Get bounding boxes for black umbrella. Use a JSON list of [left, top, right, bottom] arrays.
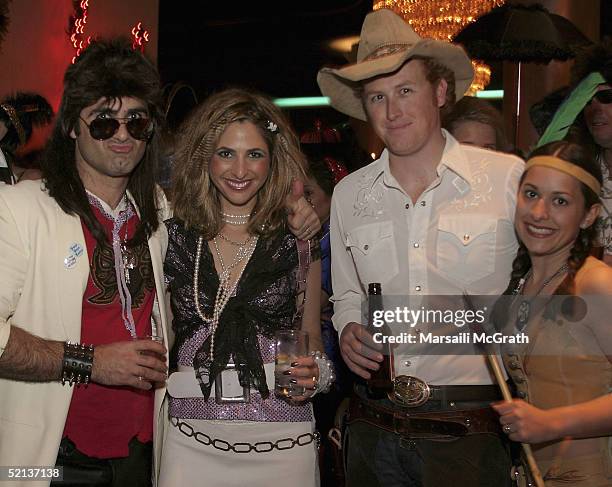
[[453, 3, 592, 145], [453, 3, 591, 62]]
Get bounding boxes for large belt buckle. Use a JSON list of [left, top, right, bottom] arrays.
[[214, 363, 250, 404], [389, 375, 430, 407]]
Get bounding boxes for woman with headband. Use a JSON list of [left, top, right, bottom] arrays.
[[493, 140, 612, 485], [159, 88, 333, 486]]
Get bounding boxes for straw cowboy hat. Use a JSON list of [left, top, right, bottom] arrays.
[[317, 9, 474, 121]]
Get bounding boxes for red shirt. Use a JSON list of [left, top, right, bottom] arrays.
[[63, 198, 156, 458]]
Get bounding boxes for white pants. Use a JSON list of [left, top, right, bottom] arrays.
[[159, 418, 319, 487]]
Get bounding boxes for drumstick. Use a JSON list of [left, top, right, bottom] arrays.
[[462, 294, 545, 487], [486, 353, 545, 487]]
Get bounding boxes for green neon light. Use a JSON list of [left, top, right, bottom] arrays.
[[273, 90, 503, 108], [273, 97, 331, 108], [475, 90, 504, 99]]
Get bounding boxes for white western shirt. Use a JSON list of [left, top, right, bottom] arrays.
[[330, 131, 524, 385]]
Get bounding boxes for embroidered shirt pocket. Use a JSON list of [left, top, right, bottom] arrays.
[[436, 214, 497, 285], [346, 221, 399, 285]]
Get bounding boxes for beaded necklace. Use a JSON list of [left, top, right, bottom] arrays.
[[193, 234, 258, 360], [221, 211, 251, 226]]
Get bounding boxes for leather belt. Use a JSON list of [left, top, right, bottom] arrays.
[[348, 393, 504, 438], [420, 383, 502, 403], [386, 375, 503, 407], [168, 363, 276, 403]]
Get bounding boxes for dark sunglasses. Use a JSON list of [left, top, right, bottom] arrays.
[[80, 116, 153, 141], [590, 89, 612, 105]]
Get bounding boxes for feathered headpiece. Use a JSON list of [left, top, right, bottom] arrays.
[[536, 72, 605, 148]]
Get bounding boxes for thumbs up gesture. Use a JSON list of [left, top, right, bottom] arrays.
[[285, 179, 320, 240]]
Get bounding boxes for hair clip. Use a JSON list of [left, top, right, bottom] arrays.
[[266, 120, 278, 133]]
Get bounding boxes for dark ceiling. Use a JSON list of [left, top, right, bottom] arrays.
[[157, 1, 611, 133], [158, 0, 371, 101]]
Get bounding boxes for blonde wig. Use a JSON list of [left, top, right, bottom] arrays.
[[172, 88, 307, 239]]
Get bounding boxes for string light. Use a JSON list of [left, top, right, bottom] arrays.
[[68, 2, 151, 63], [373, 0, 504, 94], [68, 0, 91, 64], [131, 22, 150, 52]]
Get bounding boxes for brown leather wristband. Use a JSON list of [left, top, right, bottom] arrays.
[[61, 342, 94, 387]]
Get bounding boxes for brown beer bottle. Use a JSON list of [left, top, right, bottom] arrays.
[[366, 283, 394, 398]]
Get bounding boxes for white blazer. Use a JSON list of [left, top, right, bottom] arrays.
[[0, 180, 171, 487]]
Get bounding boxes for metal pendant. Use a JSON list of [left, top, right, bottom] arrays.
[[121, 244, 136, 284], [516, 300, 530, 331]]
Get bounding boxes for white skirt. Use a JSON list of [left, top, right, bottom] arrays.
[[159, 418, 320, 487]]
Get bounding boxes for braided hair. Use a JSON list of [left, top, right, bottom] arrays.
[[171, 87, 306, 239], [504, 141, 602, 296]]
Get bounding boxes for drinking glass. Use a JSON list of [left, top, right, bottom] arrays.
[[274, 330, 308, 398]]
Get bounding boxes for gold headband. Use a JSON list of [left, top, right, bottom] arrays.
[[0, 103, 26, 145], [524, 155, 601, 195]]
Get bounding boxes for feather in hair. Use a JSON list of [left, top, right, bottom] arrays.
[[536, 72, 605, 148]]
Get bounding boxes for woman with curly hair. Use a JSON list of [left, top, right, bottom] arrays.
[[159, 88, 332, 486], [493, 140, 612, 486]]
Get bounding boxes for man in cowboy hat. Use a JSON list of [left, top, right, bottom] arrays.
[[318, 9, 524, 486]]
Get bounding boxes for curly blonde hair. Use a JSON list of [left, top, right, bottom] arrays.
[[172, 88, 307, 239]]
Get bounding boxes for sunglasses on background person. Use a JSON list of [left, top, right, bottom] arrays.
[[80, 116, 154, 141], [589, 88, 612, 105]]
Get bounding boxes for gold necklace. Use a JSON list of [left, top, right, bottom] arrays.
[[217, 232, 251, 247]]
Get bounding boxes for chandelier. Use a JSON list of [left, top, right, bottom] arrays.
[[372, 0, 504, 95]]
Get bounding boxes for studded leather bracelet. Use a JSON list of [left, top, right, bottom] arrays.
[[61, 342, 94, 387]]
